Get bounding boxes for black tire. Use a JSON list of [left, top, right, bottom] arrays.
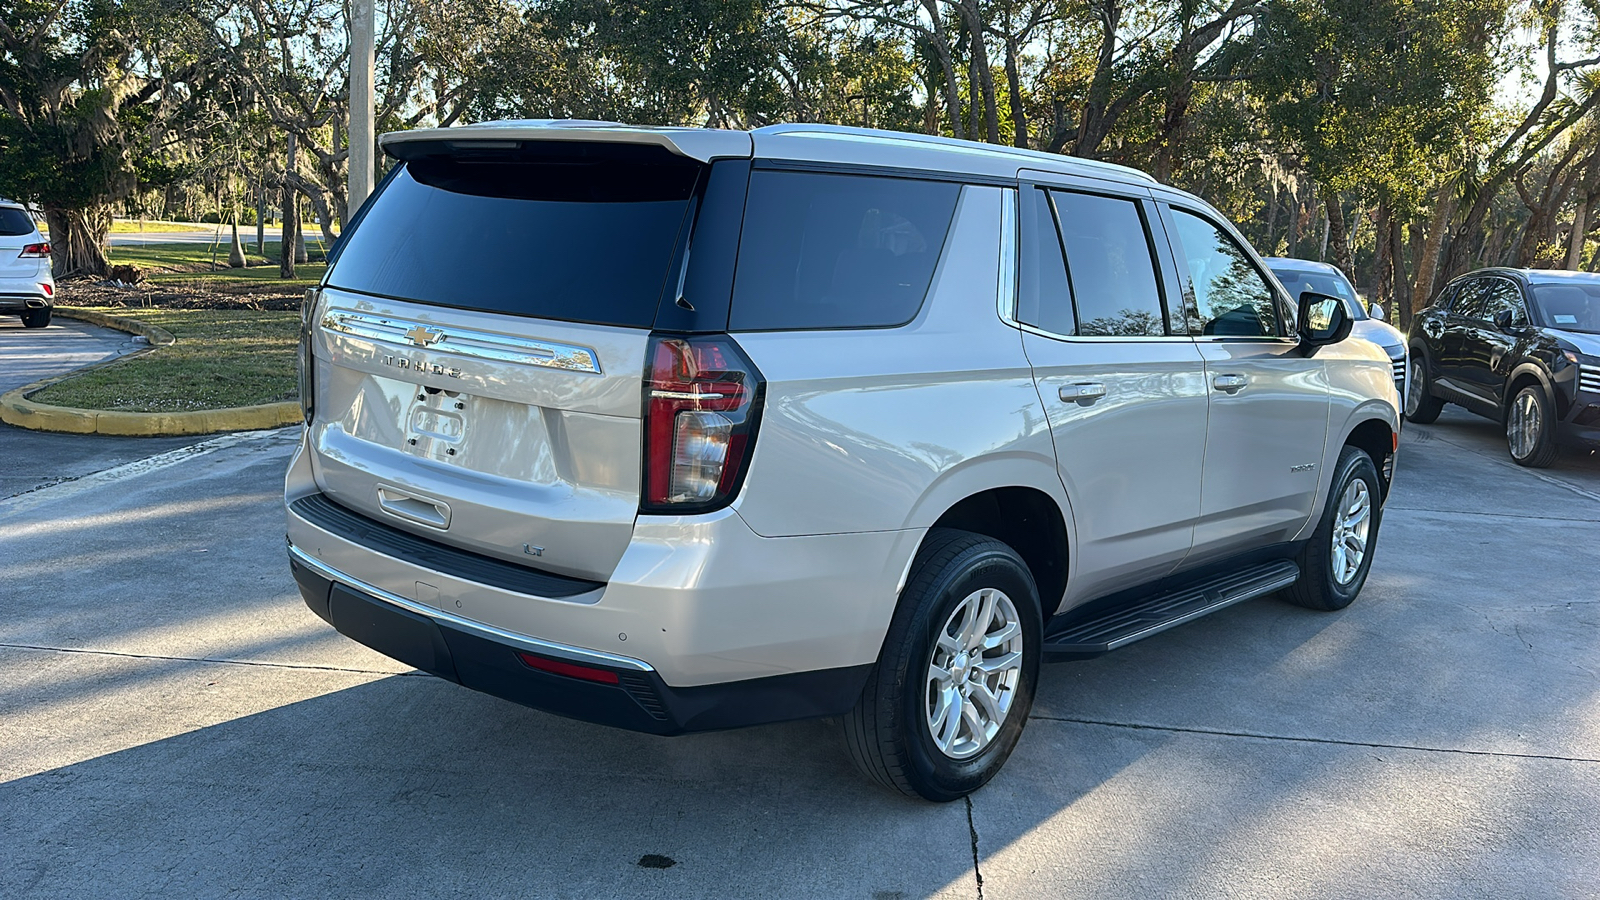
[[20, 308, 50, 329], [1506, 383, 1560, 468], [842, 528, 1042, 802], [1283, 446, 1382, 611], [1405, 350, 1444, 424]]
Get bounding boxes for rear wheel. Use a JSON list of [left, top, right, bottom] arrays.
[[1506, 383, 1559, 468], [1283, 446, 1382, 611], [1404, 351, 1444, 424], [20, 308, 50, 329], [843, 528, 1041, 801]]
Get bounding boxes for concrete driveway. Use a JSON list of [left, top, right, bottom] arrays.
[[1, 409, 1596, 898]]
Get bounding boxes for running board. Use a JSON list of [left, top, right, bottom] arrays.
[[1043, 560, 1300, 659]]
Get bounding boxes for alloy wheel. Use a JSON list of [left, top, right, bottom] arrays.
[[1507, 390, 1542, 461], [1330, 479, 1372, 586], [925, 587, 1024, 760]]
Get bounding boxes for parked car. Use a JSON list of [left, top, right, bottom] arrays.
[[285, 121, 1400, 800], [1266, 257, 1407, 400], [1407, 268, 1600, 466], [0, 198, 54, 328]]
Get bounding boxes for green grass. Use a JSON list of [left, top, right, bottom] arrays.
[[107, 220, 212, 233], [108, 241, 328, 287], [32, 308, 299, 412]]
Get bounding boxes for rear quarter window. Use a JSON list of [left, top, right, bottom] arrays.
[[729, 171, 960, 332]]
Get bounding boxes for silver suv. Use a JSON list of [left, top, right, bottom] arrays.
[[286, 122, 1399, 801]]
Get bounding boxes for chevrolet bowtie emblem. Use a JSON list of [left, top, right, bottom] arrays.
[[404, 325, 446, 347]]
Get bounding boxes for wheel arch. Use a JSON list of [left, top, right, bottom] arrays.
[[900, 457, 1074, 617], [1503, 364, 1562, 420], [1341, 414, 1397, 499]]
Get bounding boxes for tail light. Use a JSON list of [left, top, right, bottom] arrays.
[[39, 283, 52, 297], [20, 243, 49, 258], [642, 334, 763, 513]]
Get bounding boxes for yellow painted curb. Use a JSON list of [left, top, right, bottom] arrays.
[[0, 306, 303, 436]]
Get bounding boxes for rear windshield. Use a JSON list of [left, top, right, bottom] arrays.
[[0, 207, 35, 236], [729, 171, 960, 331], [326, 156, 700, 327]]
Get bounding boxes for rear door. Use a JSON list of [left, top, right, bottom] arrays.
[[306, 146, 708, 583], [1158, 202, 1330, 561], [1457, 276, 1528, 406], [1014, 179, 1208, 602]]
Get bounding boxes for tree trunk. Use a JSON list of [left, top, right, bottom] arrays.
[[1372, 201, 1392, 311], [1003, 31, 1027, 148], [228, 217, 247, 268], [955, 0, 999, 144], [1287, 190, 1301, 257], [1569, 195, 1594, 269], [283, 134, 298, 278], [1410, 185, 1456, 316], [44, 207, 111, 278], [1390, 219, 1407, 327], [256, 177, 266, 255], [1264, 182, 1278, 253], [919, 0, 965, 140]]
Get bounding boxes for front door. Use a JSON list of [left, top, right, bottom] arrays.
[[1013, 183, 1208, 603], [1457, 276, 1527, 407], [1159, 203, 1331, 562]]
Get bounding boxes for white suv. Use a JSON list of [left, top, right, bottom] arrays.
[[0, 199, 54, 328], [285, 122, 1399, 800]]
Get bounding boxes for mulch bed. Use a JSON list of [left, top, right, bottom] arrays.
[[57, 278, 308, 311]]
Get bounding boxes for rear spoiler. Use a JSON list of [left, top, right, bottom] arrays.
[[380, 120, 754, 164]]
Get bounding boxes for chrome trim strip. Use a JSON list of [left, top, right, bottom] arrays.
[[288, 544, 654, 673], [320, 307, 603, 375], [996, 187, 1018, 326]]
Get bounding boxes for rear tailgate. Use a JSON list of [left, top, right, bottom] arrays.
[[305, 138, 713, 583]]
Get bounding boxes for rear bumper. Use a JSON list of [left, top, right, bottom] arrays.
[[288, 546, 871, 735], [0, 292, 50, 312]]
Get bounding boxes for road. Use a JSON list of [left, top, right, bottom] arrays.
[[0, 317, 209, 501], [1, 395, 1597, 896]]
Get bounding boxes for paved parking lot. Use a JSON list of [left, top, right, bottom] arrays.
[[2, 405, 1598, 898]]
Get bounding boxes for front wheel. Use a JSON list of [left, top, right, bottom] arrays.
[[1405, 351, 1444, 424], [1283, 446, 1382, 611], [843, 528, 1042, 802], [1506, 384, 1559, 468]]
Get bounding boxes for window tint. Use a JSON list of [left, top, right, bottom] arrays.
[[1452, 280, 1490, 321], [1532, 282, 1600, 332], [729, 171, 959, 331], [1017, 188, 1074, 335], [0, 207, 35, 236], [326, 157, 700, 327], [1480, 279, 1526, 326], [1170, 209, 1279, 337], [1050, 191, 1167, 337]]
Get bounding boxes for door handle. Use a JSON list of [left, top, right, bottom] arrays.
[[1212, 374, 1248, 394], [1059, 382, 1107, 404]]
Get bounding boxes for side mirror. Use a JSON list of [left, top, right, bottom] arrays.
[[1368, 302, 1385, 322], [1298, 290, 1354, 351], [1493, 309, 1520, 333]]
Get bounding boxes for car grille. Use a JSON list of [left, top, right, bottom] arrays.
[[1580, 366, 1600, 396], [1392, 357, 1407, 396]]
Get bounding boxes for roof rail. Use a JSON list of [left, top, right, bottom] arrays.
[[752, 123, 1157, 183]]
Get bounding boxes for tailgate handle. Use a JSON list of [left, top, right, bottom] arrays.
[[376, 485, 451, 529]]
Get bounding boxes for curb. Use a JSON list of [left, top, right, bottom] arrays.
[[0, 306, 303, 436]]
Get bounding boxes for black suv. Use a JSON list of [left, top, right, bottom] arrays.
[[1407, 268, 1600, 466]]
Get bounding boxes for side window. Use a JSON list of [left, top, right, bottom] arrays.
[[1452, 280, 1489, 321], [1049, 190, 1168, 337], [1016, 188, 1075, 336], [1480, 279, 1527, 326], [1169, 208, 1281, 338], [729, 171, 961, 331]]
